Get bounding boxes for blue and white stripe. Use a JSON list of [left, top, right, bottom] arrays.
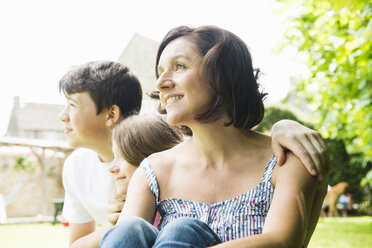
[[141, 156, 276, 242]]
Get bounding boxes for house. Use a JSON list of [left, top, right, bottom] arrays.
[[1, 96, 71, 219], [2, 97, 69, 219], [6, 96, 65, 140], [117, 33, 160, 114]]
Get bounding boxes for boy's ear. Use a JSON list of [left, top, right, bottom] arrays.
[[106, 105, 121, 127]]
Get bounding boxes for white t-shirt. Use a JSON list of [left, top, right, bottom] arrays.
[[62, 148, 113, 225]]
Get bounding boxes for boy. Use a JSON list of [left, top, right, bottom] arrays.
[[58, 61, 142, 247]]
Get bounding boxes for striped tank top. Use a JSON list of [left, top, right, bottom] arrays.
[[141, 156, 277, 242]]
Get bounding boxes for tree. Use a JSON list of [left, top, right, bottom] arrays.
[[259, 106, 371, 205], [276, 0, 372, 184], [255, 106, 306, 132]]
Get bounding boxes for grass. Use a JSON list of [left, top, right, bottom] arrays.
[[0, 222, 68, 248], [0, 217, 371, 247], [308, 217, 372, 248]]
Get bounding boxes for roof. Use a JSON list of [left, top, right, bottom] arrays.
[[117, 33, 159, 95]]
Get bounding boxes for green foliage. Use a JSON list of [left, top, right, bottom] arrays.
[[325, 139, 371, 202], [259, 106, 371, 203], [256, 106, 307, 132], [13, 155, 37, 172], [361, 169, 372, 187], [276, 0, 372, 184]]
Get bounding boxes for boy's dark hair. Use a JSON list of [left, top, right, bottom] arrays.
[[59, 60, 142, 118], [151, 25, 267, 135], [113, 114, 183, 166]]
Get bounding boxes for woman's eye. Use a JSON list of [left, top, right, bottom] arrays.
[[175, 64, 185, 71]]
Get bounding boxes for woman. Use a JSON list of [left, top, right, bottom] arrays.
[[100, 25, 328, 248]]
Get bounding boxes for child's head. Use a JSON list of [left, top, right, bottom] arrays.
[[110, 114, 183, 196], [59, 60, 142, 119], [58, 61, 143, 150]]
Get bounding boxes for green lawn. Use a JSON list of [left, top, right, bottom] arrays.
[[0, 217, 371, 247], [308, 217, 372, 248], [0, 222, 68, 248]]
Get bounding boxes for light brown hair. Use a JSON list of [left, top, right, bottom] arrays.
[[113, 114, 183, 166]]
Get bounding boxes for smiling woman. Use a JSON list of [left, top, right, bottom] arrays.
[[99, 25, 328, 248]]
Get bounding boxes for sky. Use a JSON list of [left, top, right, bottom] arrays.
[[0, 0, 306, 136]]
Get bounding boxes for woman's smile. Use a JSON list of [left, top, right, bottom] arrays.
[[165, 95, 184, 106]]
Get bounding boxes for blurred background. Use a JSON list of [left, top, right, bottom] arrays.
[[0, 0, 371, 247]]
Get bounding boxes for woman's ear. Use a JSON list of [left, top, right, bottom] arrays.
[[106, 105, 121, 127]]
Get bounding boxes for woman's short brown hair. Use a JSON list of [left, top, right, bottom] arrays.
[[151, 25, 267, 135], [112, 114, 183, 166]]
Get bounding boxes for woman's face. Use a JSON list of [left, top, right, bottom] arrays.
[[156, 37, 215, 126], [109, 140, 138, 196]]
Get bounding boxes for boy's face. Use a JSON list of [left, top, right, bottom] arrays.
[[109, 140, 138, 196], [59, 92, 110, 149]]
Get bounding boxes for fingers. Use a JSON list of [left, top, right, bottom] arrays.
[[272, 131, 318, 176], [270, 119, 330, 181], [115, 193, 127, 202], [300, 131, 332, 181], [272, 140, 286, 166], [107, 213, 121, 226], [106, 200, 124, 226], [110, 184, 118, 200], [107, 185, 126, 225], [290, 137, 319, 177], [107, 195, 125, 219], [107, 200, 124, 213], [307, 133, 325, 181], [314, 134, 331, 172], [307, 130, 331, 181]]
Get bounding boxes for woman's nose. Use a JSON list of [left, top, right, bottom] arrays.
[[156, 71, 175, 91]]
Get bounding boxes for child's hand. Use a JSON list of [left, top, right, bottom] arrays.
[[271, 119, 330, 181], [107, 186, 126, 225]]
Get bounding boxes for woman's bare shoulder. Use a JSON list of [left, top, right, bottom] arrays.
[[146, 141, 187, 171], [273, 152, 318, 189]]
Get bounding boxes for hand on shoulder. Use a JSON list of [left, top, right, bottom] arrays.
[[273, 152, 320, 191]]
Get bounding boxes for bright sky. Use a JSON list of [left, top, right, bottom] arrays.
[[0, 0, 305, 136]]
